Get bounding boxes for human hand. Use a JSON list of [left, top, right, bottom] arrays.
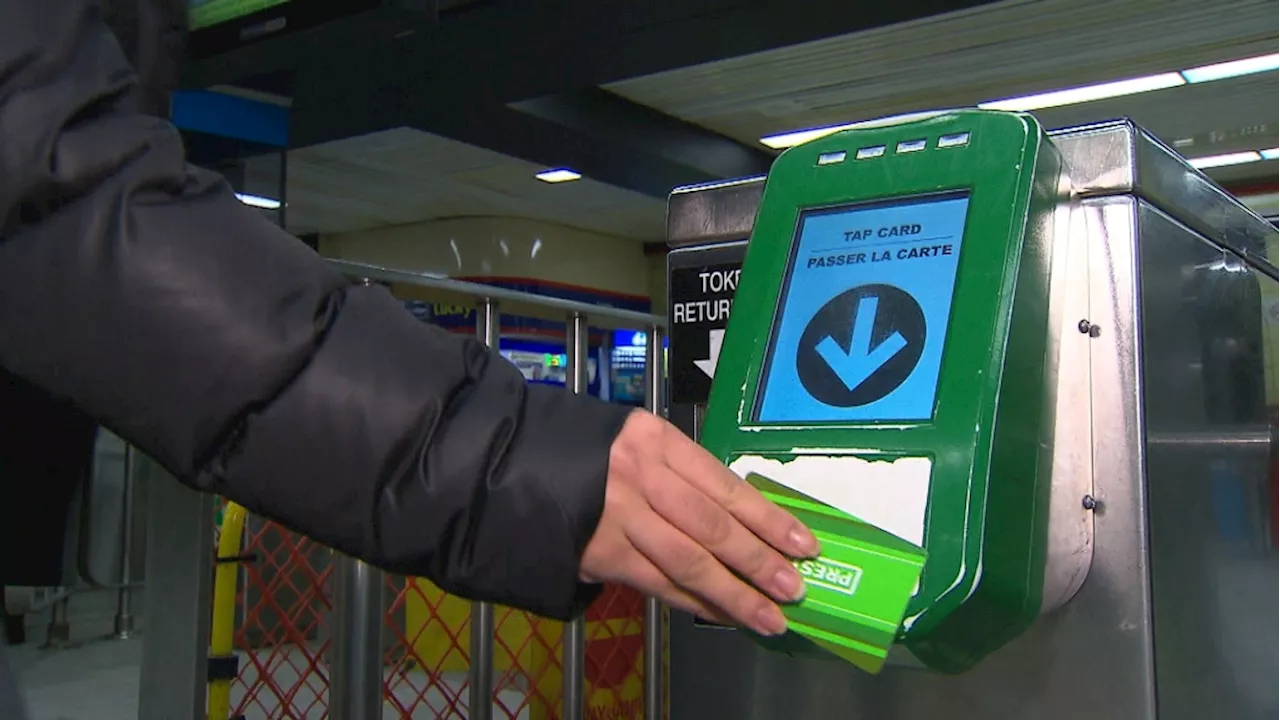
[[580, 410, 820, 636]]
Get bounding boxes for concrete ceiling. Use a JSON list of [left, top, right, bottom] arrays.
[[230, 0, 1277, 238], [606, 0, 1279, 184], [244, 128, 667, 239]]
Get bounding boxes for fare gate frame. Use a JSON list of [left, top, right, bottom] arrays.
[[661, 119, 1278, 720], [138, 259, 670, 720]]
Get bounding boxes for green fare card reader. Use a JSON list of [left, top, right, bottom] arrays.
[[700, 109, 1093, 674]]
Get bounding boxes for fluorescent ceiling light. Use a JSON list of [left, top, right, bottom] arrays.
[[1261, 148, 1279, 161], [760, 51, 1279, 149], [1181, 53, 1280, 83], [760, 110, 956, 150], [1188, 151, 1262, 169], [672, 174, 767, 194], [535, 168, 582, 183], [236, 193, 281, 209], [760, 123, 859, 149], [978, 73, 1186, 112]]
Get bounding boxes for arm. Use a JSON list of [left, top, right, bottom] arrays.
[[0, 0, 630, 619]]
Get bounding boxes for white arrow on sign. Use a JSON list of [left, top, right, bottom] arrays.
[[815, 296, 907, 391], [694, 328, 725, 379]]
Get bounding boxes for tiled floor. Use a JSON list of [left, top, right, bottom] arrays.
[[8, 635, 533, 719], [9, 636, 141, 720]]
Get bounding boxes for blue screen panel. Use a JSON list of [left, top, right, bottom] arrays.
[[754, 192, 970, 423]]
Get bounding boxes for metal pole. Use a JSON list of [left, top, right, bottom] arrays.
[[329, 556, 384, 720], [276, 146, 288, 229], [326, 276, 387, 720], [469, 298, 500, 720], [138, 459, 213, 720], [561, 312, 589, 720], [112, 445, 137, 639], [642, 325, 666, 720], [42, 597, 70, 649]]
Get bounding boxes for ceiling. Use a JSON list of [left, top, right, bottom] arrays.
[[243, 128, 667, 238], [607, 0, 1278, 181], [209, 0, 1278, 240]]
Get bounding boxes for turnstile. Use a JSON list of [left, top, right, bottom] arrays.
[[664, 119, 1278, 720]]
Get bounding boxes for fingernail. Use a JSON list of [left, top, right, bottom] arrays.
[[774, 567, 805, 602], [755, 605, 788, 636], [790, 527, 820, 557]]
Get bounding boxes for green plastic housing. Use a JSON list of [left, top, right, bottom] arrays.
[[700, 110, 1067, 673]]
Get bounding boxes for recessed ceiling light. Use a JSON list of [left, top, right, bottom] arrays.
[[535, 168, 582, 183], [1181, 53, 1280, 83], [1188, 151, 1262, 169], [978, 73, 1186, 112], [1260, 148, 1279, 161], [236, 193, 281, 209]]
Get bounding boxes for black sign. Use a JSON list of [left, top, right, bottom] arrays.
[[796, 284, 926, 407], [668, 242, 747, 405]]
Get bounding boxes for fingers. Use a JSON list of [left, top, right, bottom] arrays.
[[623, 506, 788, 636], [579, 488, 754, 629], [644, 464, 805, 604], [661, 424, 819, 559], [612, 552, 737, 627]]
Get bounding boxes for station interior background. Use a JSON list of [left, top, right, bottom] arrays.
[[4, 0, 1278, 718], [204, 0, 1279, 322]]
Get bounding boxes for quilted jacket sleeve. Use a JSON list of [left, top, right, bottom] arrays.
[[0, 0, 632, 620]]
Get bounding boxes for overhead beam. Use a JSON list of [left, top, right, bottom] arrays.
[[421, 104, 722, 198], [181, 131, 279, 170], [512, 88, 773, 181], [410, 0, 1005, 103], [189, 0, 1001, 106], [181, 9, 406, 90], [290, 71, 729, 197], [192, 0, 1002, 197]]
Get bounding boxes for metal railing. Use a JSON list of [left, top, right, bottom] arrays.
[[471, 297, 501, 720], [136, 258, 669, 718], [325, 260, 669, 720], [6, 439, 145, 648]]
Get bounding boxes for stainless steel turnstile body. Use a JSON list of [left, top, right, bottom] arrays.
[[663, 120, 1278, 720]]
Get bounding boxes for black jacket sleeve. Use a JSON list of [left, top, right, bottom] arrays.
[[0, 0, 632, 620]]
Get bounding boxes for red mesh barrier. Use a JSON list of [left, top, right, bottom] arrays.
[[491, 608, 564, 719], [227, 519, 333, 719], [384, 576, 472, 718], [220, 518, 654, 719]]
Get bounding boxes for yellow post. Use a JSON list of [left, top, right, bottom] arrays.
[[207, 501, 248, 720]]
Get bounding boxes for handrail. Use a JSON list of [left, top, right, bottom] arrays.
[[326, 259, 668, 330], [1146, 428, 1273, 450], [76, 445, 144, 592]]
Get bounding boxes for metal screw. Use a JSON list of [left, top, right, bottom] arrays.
[[1077, 319, 1092, 334], [1082, 495, 1098, 511]]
